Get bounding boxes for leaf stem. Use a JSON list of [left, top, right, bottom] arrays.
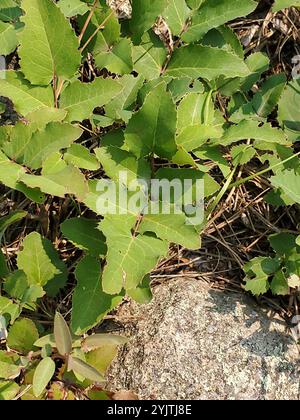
[[55, 79, 65, 107], [206, 167, 237, 218], [229, 151, 300, 189], [78, 0, 98, 44]]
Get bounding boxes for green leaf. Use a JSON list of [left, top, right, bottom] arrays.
[[219, 120, 289, 146], [241, 52, 270, 92], [130, 0, 168, 43], [17, 232, 60, 287], [269, 233, 296, 256], [78, 5, 120, 54], [0, 250, 8, 279], [244, 256, 280, 296], [186, 0, 204, 9], [194, 145, 231, 177], [71, 256, 122, 335], [82, 333, 128, 352], [21, 122, 83, 169], [61, 218, 107, 257], [177, 91, 216, 132], [0, 151, 36, 200], [139, 213, 200, 249], [41, 237, 68, 297], [60, 77, 122, 123], [21, 164, 89, 201], [270, 270, 289, 296], [85, 347, 118, 376], [202, 25, 244, 58], [25, 107, 68, 130], [0, 380, 19, 400], [68, 356, 104, 382], [0, 0, 22, 22], [125, 82, 177, 159], [7, 318, 39, 354], [271, 170, 300, 204], [0, 71, 53, 116], [101, 215, 168, 294], [168, 77, 205, 102], [182, 0, 257, 43], [176, 124, 223, 152], [231, 144, 256, 166], [0, 296, 20, 324], [249, 73, 286, 118], [273, 0, 300, 11], [132, 31, 167, 80], [0, 351, 21, 380], [166, 45, 250, 80], [278, 80, 300, 142], [58, 0, 89, 17], [105, 74, 144, 122], [0, 21, 18, 55], [4, 270, 29, 299], [18, 0, 81, 85], [54, 312, 72, 356], [155, 167, 220, 199], [163, 0, 191, 36], [34, 333, 81, 349], [127, 275, 153, 304], [0, 210, 26, 241], [95, 146, 151, 186], [33, 357, 55, 397], [95, 38, 133, 75], [64, 144, 100, 171]]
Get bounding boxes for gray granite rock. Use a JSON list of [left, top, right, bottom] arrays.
[[107, 278, 300, 400]]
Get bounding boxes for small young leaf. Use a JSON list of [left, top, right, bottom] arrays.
[[82, 334, 128, 352], [270, 270, 289, 296], [68, 356, 104, 383], [33, 357, 55, 397], [54, 312, 72, 356]]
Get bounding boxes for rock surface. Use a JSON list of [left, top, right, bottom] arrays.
[[107, 278, 299, 400]]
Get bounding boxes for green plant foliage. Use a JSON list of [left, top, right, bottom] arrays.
[[273, 0, 300, 11], [0, 0, 299, 398], [71, 255, 122, 334], [18, 0, 81, 85], [244, 234, 300, 296], [7, 318, 39, 353]]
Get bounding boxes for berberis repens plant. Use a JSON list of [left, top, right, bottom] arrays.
[[0, 0, 299, 399]]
